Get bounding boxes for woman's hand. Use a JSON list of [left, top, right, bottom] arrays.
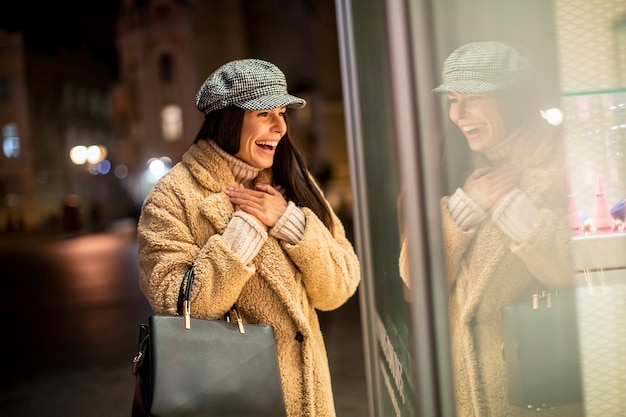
[[463, 166, 523, 211], [225, 184, 288, 229]]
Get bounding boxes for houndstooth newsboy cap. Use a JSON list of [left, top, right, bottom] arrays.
[[195, 59, 306, 115], [433, 41, 531, 94]]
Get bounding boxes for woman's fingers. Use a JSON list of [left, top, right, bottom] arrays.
[[464, 166, 523, 210], [224, 184, 288, 227]]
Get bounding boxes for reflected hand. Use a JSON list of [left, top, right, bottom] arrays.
[[224, 184, 288, 229], [463, 166, 523, 211]]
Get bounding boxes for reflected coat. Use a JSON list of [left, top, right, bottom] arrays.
[[440, 120, 584, 417]]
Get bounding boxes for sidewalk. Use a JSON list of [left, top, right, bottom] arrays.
[[0, 266, 368, 417]]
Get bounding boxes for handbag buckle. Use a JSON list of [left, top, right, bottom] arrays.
[[184, 300, 191, 329]]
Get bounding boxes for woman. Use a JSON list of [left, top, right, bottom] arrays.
[[137, 59, 361, 417], [433, 42, 582, 416]]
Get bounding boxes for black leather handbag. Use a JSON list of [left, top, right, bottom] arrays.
[[501, 288, 583, 409], [131, 266, 288, 417]]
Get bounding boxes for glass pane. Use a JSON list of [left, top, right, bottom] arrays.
[[337, 1, 419, 415], [426, 0, 626, 416]]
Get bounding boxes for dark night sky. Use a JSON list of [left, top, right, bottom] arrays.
[[0, 1, 122, 75]]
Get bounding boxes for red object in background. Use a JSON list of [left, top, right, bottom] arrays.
[[593, 175, 614, 231]]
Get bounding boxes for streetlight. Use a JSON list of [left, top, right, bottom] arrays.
[[67, 144, 111, 233], [70, 145, 110, 175], [69, 145, 88, 165]]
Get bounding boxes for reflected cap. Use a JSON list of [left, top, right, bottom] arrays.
[[195, 59, 306, 115], [433, 41, 532, 94]]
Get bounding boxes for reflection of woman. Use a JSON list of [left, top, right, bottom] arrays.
[[137, 59, 361, 417], [433, 42, 582, 416]]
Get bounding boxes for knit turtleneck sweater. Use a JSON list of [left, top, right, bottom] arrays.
[[208, 140, 261, 188], [447, 125, 539, 244], [209, 140, 306, 264]]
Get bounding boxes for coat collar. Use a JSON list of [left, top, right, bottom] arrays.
[[182, 140, 236, 192], [182, 140, 274, 233]]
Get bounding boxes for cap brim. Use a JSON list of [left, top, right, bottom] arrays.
[[433, 79, 512, 94], [238, 94, 306, 111]]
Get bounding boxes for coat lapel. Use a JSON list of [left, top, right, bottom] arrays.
[[254, 240, 312, 331], [461, 221, 508, 323]]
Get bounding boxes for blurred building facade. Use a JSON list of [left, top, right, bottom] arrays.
[[0, 29, 131, 235], [0, 0, 351, 235], [113, 0, 200, 207]]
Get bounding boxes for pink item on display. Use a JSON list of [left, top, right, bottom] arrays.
[[592, 175, 613, 231], [567, 181, 581, 231]]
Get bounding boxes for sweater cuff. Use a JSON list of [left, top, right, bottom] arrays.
[[270, 201, 305, 245], [491, 189, 538, 244], [222, 211, 268, 264], [447, 188, 487, 230]]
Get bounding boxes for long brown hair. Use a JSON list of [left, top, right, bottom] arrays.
[[194, 106, 334, 233]]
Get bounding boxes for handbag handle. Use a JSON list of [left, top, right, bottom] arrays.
[[176, 265, 245, 333], [176, 266, 195, 316]]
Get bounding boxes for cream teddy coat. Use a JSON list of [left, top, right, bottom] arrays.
[[137, 140, 361, 417], [440, 120, 584, 417]]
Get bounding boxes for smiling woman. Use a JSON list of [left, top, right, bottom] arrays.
[[135, 58, 361, 417]]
